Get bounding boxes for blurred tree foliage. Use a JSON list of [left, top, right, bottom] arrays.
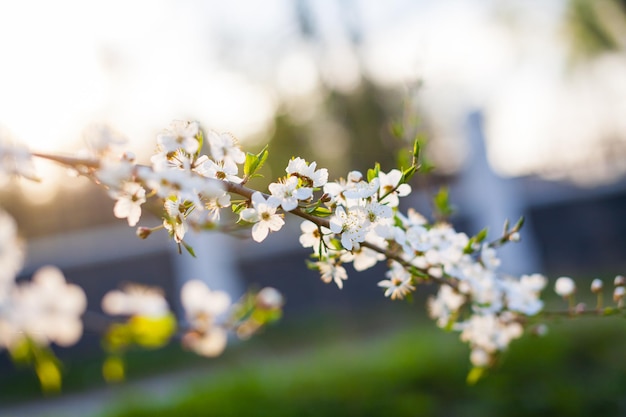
[[259, 78, 405, 188], [566, 0, 626, 59]]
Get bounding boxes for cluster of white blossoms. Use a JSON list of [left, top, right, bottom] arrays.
[[1, 119, 625, 385], [0, 209, 87, 351]]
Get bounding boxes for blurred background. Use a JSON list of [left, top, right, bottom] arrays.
[[2, 0, 626, 416]]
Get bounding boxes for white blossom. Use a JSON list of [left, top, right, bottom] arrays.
[[299, 220, 331, 256], [377, 262, 415, 300], [239, 192, 284, 242], [428, 285, 466, 327], [0, 210, 24, 302], [316, 258, 348, 289], [329, 206, 369, 251], [157, 120, 200, 155], [377, 169, 411, 207], [111, 181, 146, 227], [268, 176, 313, 211], [102, 284, 169, 318], [286, 157, 328, 188], [207, 130, 245, 171], [3, 266, 86, 348], [181, 280, 230, 327]]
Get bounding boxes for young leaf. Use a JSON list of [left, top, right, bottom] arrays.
[[367, 162, 381, 183], [243, 145, 269, 178], [433, 186, 455, 219]]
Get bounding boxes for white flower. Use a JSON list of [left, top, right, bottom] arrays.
[[286, 157, 328, 188], [299, 220, 330, 256], [96, 153, 135, 188], [239, 192, 284, 242], [554, 276, 576, 297], [377, 169, 411, 207], [329, 206, 369, 250], [377, 262, 415, 300], [340, 233, 386, 271], [6, 266, 86, 347], [0, 138, 38, 184], [457, 312, 523, 354], [179, 280, 231, 357], [102, 284, 169, 318], [181, 280, 231, 327], [111, 181, 146, 227], [316, 259, 348, 289], [504, 274, 546, 316], [157, 120, 200, 155], [0, 210, 24, 302], [428, 284, 466, 327], [204, 192, 232, 223], [268, 176, 313, 211], [344, 178, 380, 201], [207, 130, 245, 171], [194, 158, 242, 184], [481, 245, 501, 271], [182, 327, 228, 357], [163, 197, 189, 243]]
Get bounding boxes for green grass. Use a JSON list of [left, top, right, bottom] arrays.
[[98, 316, 626, 417]]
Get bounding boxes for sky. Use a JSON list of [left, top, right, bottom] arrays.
[[1, 0, 625, 196]]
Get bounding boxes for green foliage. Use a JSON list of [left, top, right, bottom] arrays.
[[433, 186, 455, 220], [243, 145, 269, 181], [100, 318, 626, 417], [9, 338, 63, 393], [567, 0, 621, 58]]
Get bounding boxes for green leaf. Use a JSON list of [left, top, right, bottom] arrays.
[[464, 228, 488, 254], [513, 216, 525, 232], [389, 121, 404, 139], [466, 366, 486, 385], [194, 129, 204, 158], [243, 153, 259, 177], [433, 186, 455, 219], [367, 163, 381, 183], [402, 165, 417, 182], [243, 145, 269, 178], [182, 241, 196, 257], [306, 206, 332, 217], [412, 139, 421, 161]]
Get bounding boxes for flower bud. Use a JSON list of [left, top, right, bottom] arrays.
[[575, 302, 586, 314], [136, 227, 152, 239], [614, 275, 625, 287], [554, 276, 576, 297], [590, 278, 603, 294], [508, 232, 520, 242], [256, 287, 284, 310], [613, 286, 625, 303]]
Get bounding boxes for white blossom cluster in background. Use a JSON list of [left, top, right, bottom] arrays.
[[0, 208, 87, 356], [0, 120, 623, 387]]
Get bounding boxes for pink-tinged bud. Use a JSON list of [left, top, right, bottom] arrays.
[[613, 286, 625, 303], [591, 279, 603, 294], [554, 277, 576, 297], [575, 303, 586, 314], [614, 275, 625, 287], [136, 227, 152, 239]]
